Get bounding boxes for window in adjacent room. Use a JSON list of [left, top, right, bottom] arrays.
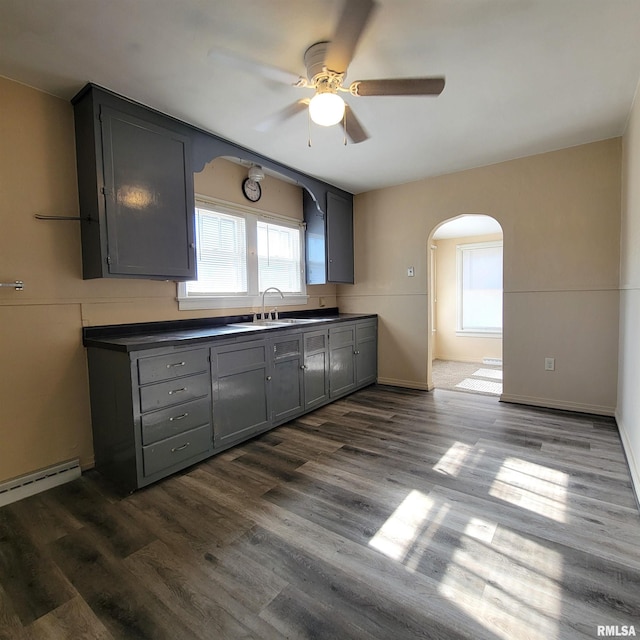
[[456, 241, 503, 335], [177, 198, 306, 310]]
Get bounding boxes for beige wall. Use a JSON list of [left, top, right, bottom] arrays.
[[339, 139, 621, 414], [432, 232, 503, 363], [0, 77, 335, 483], [618, 77, 640, 498]]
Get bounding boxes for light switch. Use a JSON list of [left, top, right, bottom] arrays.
[[544, 357, 555, 371], [407, 267, 415, 277]]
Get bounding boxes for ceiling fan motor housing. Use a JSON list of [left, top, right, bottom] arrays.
[[304, 42, 329, 81]]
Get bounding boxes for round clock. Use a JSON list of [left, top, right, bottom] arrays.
[[242, 177, 262, 202]]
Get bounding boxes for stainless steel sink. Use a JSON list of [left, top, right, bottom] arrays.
[[228, 317, 333, 329], [270, 318, 325, 324]]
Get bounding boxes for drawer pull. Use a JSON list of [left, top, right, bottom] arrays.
[[169, 413, 189, 422], [171, 442, 190, 453], [166, 361, 186, 368], [168, 387, 187, 395]]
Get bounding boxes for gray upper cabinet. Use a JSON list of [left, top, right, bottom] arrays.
[[72, 84, 196, 280], [304, 189, 354, 284], [326, 191, 355, 283]]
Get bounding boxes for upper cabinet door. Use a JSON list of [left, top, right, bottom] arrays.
[[101, 107, 195, 279], [304, 189, 354, 285], [326, 191, 354, 284], [73, 84, 196, 281]]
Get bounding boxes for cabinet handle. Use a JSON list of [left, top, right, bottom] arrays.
[[168, 387, 187, 395], [171, 442, 190, 452], [300, 365, 307, 370], [169, 413, 189, 422], [266, 376, 272, 381], [166, 361, 186, 368]]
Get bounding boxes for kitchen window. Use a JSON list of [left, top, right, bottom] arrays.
[[177, 198, 307, 310], [456, 241, 503, 336]]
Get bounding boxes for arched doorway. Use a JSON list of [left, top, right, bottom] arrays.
[[427, 215, 504, 397]]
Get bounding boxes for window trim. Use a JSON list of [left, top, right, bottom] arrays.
[[456, 240, 503, 337], [177, 195, 308, 311]]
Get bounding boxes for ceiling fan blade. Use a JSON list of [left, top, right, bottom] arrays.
[[208, 48, 303, 86], [325, 0, 377, 74], [341, 104, 369, 143], [255, 99, 309, 132], [350, 77, 446, 96]]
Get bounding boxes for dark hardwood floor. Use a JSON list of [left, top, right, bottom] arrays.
[[1, 386, 639, 639]]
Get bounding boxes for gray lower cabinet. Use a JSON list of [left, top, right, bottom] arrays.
[[269, 332, 304, 425], [303, 329, 330, 410], [86, 316, 377, 492], [210, 339, 270, 449], [87, 345, 213, 493], [328, 319, 378, 398], [356, 319, 378, 386], [329, 323, 357, 398]]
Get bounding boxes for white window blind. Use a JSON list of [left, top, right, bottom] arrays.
[[178, 198, 307, 310], [189, 208, 247, 294], [257, 221, 301, 293], [458, 242, 503, 333]]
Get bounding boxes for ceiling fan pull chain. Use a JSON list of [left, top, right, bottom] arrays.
[[343, 110, 347, 146], [308, 109, 312, 147]]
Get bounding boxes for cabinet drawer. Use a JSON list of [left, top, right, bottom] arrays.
[[356, 321, 376, 341], [138, 348, 208, 385], [139, 372, 210, 412], [329, 324, 355, 348], [140, 397, 211, 446], [142, 424, 212, 477], [216, 342, 267, 373]]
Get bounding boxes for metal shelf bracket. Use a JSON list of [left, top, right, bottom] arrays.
[[0, 281, 24, 291]]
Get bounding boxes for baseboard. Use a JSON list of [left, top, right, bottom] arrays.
[[615, 411, 640, 511], [499, 393, 615, 417], [433, 356, 486, 365], [0, 459, 81, 508], [377, 377, 429, 391]]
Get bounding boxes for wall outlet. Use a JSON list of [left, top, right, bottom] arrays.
[[407, 267, 415, 277], [544, 357, 555, 371]]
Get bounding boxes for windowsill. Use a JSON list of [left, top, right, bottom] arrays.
[[177, 294, 309, 311], [456, 330, 503, 339]]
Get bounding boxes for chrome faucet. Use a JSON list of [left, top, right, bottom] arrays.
[[261, 287, 284, 321]]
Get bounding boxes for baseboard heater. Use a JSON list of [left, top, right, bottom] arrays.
[[0, 459, 81, 508]]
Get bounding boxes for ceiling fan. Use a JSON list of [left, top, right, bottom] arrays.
[[210, 0, 445, 143]]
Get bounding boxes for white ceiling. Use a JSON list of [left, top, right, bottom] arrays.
[[1, 1, 640, 195]]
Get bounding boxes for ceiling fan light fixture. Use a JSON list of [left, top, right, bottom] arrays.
[[309, 92, 345, 127]]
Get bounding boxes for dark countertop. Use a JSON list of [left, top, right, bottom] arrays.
[[83, 309, 377, 352]]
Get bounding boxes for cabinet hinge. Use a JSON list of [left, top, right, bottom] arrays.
[[101, 187, 113, 196], [106, 256, 112, 266]]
